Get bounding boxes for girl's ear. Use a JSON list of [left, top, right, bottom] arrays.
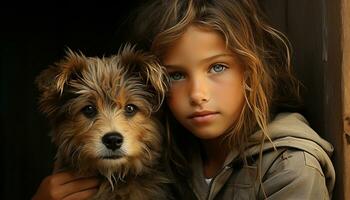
[[35, 49, 87, 117], [119, 44, 169, 111]]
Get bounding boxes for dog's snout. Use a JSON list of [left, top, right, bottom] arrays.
[[102, 132, 124, 151]]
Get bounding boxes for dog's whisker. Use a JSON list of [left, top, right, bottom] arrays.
[[107, 175, 115, 191], [119, 173, 126, 183]]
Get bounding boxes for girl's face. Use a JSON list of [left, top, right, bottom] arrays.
[[162, 25, 245, 140]]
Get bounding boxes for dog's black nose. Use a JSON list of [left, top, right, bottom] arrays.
[[102, 132, 123, 151]]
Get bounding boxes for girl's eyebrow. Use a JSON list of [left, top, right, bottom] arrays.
[[199, 53, 234, 64], [164, 53, 234, 69]]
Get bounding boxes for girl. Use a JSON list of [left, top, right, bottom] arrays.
[[32, 0, 335, 199], [132, 0, 335, 199]]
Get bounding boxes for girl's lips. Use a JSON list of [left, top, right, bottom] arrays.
[[188, 111, 219, 124]]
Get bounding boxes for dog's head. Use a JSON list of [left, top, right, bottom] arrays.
[[36, 44, 168, 179]]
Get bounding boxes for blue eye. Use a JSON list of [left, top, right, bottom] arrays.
[[210, 64, 227, 73], [169, 72, 185, 81]]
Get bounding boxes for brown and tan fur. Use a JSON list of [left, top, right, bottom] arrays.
[[35, 45, 170, 200]]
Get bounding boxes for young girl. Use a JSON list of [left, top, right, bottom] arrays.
[[132, 0, 335, 199], [33, 0, 335, 199]]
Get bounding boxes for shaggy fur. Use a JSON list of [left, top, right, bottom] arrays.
[[36, 45, 170, 200]]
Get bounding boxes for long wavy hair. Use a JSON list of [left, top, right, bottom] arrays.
[[130, 0, 303, 189]]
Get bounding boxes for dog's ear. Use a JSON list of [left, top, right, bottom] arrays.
[[119, 44, 169, 111], [35, 49, 87, 117]]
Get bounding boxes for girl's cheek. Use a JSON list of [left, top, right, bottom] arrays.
[[166, 96, 178, 115], [166, 87, 182, 109], [167, 83, 180, 98], [167, 81, 188, 105]]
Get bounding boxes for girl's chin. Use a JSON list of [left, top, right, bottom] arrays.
[[189, 129, 226, 140]]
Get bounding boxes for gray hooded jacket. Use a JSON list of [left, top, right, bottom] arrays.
[[187, 113, 335, 200]]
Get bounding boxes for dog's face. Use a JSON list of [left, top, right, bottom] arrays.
[[36, 45, 168, 178]]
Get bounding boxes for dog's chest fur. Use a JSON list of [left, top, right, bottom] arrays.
[[93, 172, 169, 200]]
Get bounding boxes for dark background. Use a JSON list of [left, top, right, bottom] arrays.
[[0, 0, 343, 199], [0, 2, 144, 199]]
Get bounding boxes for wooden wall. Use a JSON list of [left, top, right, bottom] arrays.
[[342, 0, 350, 198], [261, 0, 344, 199]]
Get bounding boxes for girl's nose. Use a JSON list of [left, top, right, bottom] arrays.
[[189, 76, 210, 106]]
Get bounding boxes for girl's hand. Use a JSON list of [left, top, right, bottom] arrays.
[[32, 171, 100, 200]]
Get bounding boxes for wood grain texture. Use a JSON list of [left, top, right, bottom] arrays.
[[342, 0, 350, 198], [343, 0, 350, 134]]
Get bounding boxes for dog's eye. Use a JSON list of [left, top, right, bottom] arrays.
[[125, 104, 138, 116], [81, 105, 97, 118]]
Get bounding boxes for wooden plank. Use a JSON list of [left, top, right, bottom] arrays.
[[343, 0, 350, 133], [342, 0, 350, 198], [324, 0, 344, 199]]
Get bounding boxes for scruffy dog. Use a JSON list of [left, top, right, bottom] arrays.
[[36, 45, 170, 200]]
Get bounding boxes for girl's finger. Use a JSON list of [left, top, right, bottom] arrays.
[[50, 170, 97, 185], [60, 177, 100, 198], [63, 188, 99, 200]]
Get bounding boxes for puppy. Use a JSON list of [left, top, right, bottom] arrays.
[[36, 45, 170, 200]]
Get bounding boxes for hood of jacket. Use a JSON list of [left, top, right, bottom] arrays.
[[229, 112, 335, 195]]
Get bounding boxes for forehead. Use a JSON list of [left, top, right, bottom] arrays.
[[162, 25, 230, 65]]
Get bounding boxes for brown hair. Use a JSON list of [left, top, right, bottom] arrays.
[[130, 0, 303, 188]]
